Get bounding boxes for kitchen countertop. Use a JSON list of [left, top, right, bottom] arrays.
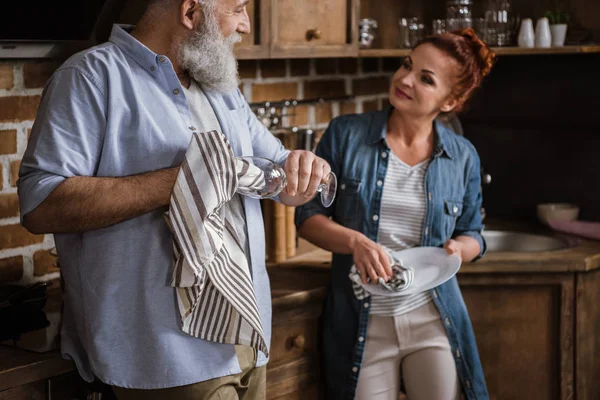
[[3, 219, 599, 392], [271, 218, 600, 273]]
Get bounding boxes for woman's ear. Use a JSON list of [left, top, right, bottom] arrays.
[[440, 96, 460, 113]]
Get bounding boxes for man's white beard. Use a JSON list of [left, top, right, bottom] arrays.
[[178, 11, 242, 93]]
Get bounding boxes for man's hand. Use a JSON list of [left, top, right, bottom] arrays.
[[281, 150, 331, 202]]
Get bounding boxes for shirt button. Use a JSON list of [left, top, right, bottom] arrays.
[[189, 126, 196, 131], [445, 317, 451, 326], [428, 192, 432, 201], [150, 66, 155, 71], [340, 183, 346, 190], [358, 336, 364, 342], [158, 56, 166, 63], [364, 302, 370, 308], [466, 380, 472, 389], [453, 205, 458, 213], [376, 180, 383, 187], [173, 89, 180, 95], [456, 349, 461, 358], [381, 152, 388, 158], [352, 366, 358, 373], [425, 227, 429, 235], [372, 215, 379, 221]]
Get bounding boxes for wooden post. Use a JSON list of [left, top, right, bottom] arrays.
[[286, 206, 296, 258], [273, 201, 287, 263]]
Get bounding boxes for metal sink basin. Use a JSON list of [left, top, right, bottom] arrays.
[[482, 230, 569, 253]]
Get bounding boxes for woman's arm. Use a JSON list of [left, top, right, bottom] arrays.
[[444, 146, 486, 262], [298, 215, 392, 283]]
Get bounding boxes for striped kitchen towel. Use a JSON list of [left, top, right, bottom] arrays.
[[164, 130, 268, 356], [349, 252, 415, 300]]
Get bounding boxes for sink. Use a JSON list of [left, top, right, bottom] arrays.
[[482, 230, 569, 253]]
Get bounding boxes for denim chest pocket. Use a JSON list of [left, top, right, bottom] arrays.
[[444, 200, 463, 237], [335, 179, 361, 223]]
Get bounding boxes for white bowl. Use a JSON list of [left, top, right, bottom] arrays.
[[537, 203, 579, 226]]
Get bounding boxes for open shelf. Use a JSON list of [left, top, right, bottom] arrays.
[[359, 45, 600, 58]]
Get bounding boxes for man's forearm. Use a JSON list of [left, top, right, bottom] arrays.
[[23, 167, 179, 234]]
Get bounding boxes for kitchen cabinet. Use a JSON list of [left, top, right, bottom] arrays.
[[267, 266, 330, 399], [268, 0, 358, 58], [458, 268, 600, 400], [0, 267, 331, 400], [104, 0, 600, 60]]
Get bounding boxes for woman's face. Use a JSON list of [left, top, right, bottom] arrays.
[[388, 43, 460, 118]]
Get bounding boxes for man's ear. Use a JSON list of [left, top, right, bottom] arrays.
[[180, 0, 203, 30]]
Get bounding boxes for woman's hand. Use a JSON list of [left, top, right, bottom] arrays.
[[350, 233, 393, 284], [443, 239, 464, 261]]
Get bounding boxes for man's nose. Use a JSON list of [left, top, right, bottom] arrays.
[[238, 9, 251, 35]]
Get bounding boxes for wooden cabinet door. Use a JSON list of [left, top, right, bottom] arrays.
[[458, 272, 575, 400], [269, 0, 358, 58], [234, 0, 270, 59]]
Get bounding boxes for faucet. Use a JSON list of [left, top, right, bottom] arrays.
[[480, 167, 491, 221]]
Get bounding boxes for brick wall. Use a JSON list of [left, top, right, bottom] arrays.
[[0, 57, 397, 285]]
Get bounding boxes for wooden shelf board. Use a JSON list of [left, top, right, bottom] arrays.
[[359, 45, 600, 58]]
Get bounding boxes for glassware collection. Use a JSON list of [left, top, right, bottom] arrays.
[[380, 0, 570, 49]]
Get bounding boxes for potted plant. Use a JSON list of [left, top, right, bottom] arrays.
[[544, 9, 570, 47]]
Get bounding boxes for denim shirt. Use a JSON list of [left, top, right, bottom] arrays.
[[295, 108, 489, 400]]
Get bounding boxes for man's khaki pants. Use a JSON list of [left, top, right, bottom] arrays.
[[111, 345, 266, 400]]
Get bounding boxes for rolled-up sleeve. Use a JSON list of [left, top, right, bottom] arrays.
[[294, 118, 341, 230], [17, 66, 106, 222], [452, 150, 487, 259]]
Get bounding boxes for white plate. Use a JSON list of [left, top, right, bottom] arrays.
[[361, 247, 461, 297]]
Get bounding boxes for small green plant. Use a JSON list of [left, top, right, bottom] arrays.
[[544, 10, 570, 25]]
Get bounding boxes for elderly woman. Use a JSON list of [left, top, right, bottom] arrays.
[[295, 29, 496, 400]]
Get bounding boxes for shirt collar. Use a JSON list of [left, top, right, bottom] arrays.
[[366, 106, 454, 160], [108, 24, 166, 74]]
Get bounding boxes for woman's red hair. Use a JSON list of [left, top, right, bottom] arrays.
[[417, 28, 496, 112]]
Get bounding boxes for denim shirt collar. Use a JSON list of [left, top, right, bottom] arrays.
[[366, 106, 455, 160]]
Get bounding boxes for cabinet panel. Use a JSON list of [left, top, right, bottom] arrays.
[[270, 0, 358, 58], [458, 273, 574, 400]]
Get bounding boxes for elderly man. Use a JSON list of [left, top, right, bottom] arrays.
[[17, 0, 330, 399]]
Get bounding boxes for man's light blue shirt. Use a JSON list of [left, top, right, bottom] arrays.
[[17, 24, 289, 389]]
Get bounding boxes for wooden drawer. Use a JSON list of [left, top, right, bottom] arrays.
[[267, 356, 323, 400], [269, 0, 358, 58], [270, 317, 320, 365]]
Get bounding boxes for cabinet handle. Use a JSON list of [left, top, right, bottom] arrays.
[[291, 334, 306, 349], [306, 29, 322, 41]]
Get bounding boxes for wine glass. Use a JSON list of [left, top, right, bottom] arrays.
[[235, 156, 337, 208]]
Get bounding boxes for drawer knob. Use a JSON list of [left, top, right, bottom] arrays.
[[291, 334, 306, 349], [306, 29, 322, 41]]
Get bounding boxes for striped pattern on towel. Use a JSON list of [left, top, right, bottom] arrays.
[[165, 130, 268, 356]]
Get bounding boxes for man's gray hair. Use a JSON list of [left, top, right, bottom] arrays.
[[148, 0, 218, 13]]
